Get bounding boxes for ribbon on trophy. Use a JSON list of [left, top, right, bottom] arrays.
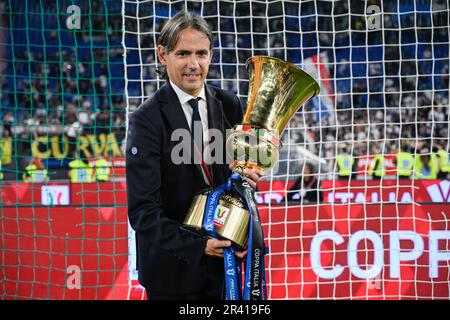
[[202, 173, 267, 300], [233, 175, 267, 300]]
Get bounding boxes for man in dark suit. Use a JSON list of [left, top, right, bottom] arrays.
[[126, 11, 262, 300]]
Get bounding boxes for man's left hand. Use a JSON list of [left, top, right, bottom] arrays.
[[242, 167, 264, 190], [228, 162, 264, 190], [236, 167, 264, 190]]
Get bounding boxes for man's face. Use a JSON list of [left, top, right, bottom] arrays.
[[158, 28, 212, 96]]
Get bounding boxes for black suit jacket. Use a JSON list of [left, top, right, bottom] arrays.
[[126, 82, 243, 294]]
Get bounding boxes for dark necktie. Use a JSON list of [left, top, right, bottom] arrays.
[[188, 97, 213, 184], [188, 97, 203, 152]]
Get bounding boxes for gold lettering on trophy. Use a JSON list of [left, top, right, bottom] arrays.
[[221, 193, 244, 208]]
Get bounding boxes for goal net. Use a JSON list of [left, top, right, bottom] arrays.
[[1, 0, 449, 300], [1, 0, 130, 299], [122, 0, 450, 300]]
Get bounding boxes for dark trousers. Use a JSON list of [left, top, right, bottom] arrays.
[[146, 257, 224, 300]]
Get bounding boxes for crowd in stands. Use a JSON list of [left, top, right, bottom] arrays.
[[1, 12, 125, 127], [0, 1, 125, 179]]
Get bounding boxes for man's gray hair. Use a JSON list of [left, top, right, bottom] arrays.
[[156, 11, 213, 78]]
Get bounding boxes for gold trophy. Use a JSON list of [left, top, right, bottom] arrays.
[[183, 56, 320, 249]]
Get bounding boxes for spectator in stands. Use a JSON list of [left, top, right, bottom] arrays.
[[91, 155, 111, 182], [414, 147, 439, 180], [65, 110, 82, 160], [395, 142, 414, 179], [284, 162, 323, 203], [0, 125, 3, 181], [22, 157, 49, 183], [335, 143, 357, 180], [368, 145, 385, 180], [2, 112, 13, 137], [3, 1, 450, 186], [68, 152, 94, 183], [435, 143, 450, 179], [126, 11, 261, 300]]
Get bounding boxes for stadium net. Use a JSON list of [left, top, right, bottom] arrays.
[[123, 0, 450, 300], [1, 0, 130, 299]]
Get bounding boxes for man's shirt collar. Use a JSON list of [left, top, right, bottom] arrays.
[[169, 80, 207, 105]]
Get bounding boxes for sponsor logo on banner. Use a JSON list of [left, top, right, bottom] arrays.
[[41, 185, 70, 205], [322, 180, 416, 204], [327, 190, 413, 204], [426, 180, 450, 202], [214, 205, 230, 228], [310, 229, 450, 280]]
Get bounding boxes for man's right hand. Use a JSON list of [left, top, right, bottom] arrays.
[[204, 238, 248, 260], [205, 238, 231, 258]]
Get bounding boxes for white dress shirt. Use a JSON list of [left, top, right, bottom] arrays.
[[170, 80, 211, 184], [170, 80, 209, 145]]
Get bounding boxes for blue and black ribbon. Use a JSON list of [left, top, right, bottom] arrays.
[[202, 173, 267, 300]]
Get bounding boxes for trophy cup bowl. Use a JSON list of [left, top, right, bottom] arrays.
[[226, 56, 321, 174], [183, 56, 320, 247]]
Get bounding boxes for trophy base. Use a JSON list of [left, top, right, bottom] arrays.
[[183, 191, 250, 250]]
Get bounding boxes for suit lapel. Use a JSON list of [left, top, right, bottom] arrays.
[[159, 82, 190, 133], [159, 82, 206, 182], [205, 85, 225, 136]]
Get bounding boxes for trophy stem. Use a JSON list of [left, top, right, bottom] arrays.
[[230, 160, 261, 176], [231, 165, 246, 175]]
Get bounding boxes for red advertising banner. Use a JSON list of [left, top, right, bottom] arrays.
[[3, 179, 449, 207], [2, 200, 449, 299], [260, 204, 450, 299], [1, 182, 127, 206]]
